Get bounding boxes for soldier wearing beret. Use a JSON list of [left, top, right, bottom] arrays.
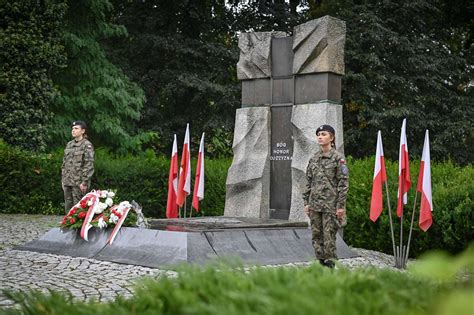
[[302, 124, 349, 268], [61, 121, 95, 213]]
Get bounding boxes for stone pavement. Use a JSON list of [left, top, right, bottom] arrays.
[[0, 214, 174, 308], [0, 214, 398, 308]]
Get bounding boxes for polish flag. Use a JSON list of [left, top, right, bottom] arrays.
[[192, 133, 205, 212], [370, 131, 387, 222], [417, 130, 433, 231], [177, 124, 191, 207], [166, 135, 179, 218], [397, 119, 411, 217]]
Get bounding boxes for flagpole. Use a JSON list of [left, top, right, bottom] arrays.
[[399, 178, 404, 269], [384, 181, 397, 266], [189, 206, 193, 218], [184, 197, 187, 218], [395, 246, 400, 268], [178, 206, 182, 218], [404, 191, 419, 266]]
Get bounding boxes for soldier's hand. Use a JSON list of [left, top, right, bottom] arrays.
[[304, 205, 310, 216], [336, 208, 345, 219], [79, 183, 88, 193]]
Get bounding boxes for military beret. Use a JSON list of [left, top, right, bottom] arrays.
[[316, 124, 335, 135], [72, 121, 87, 129]]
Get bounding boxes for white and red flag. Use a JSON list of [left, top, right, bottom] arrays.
[[166, 134, 179, 218], [177, 124, 191, 207], [370, 131, 387, 222], [192, 132, 205, 212], [417, 130, 433, 231], [397, 119, 411, 217]]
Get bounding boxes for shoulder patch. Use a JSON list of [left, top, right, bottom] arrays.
[[341, 164, 349, 176]]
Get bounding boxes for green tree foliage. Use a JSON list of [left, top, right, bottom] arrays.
[[227, 0, 305, 33], [308, 0, 473, 164], [3, 0, 471, 163], [0, 0, 67, 151], [50, 0, 147, 153], [107, 0, 241, 154]]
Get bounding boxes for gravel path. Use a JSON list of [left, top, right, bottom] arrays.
[[0, 214, 399, 308]]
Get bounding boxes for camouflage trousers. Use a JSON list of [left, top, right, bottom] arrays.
[[309, 211, 339, 261], [63, 185, 84, 214]]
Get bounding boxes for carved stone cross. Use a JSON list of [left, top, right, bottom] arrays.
[[225, 16, 346, 222]]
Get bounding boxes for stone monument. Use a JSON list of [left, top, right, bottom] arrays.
[[224, 16, 346, 222], [18, 16, 357, 268]]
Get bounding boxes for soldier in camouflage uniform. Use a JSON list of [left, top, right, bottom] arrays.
[[61, 121, 95, 213], [302, 124, 349, 268]]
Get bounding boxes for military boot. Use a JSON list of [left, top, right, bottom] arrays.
[[323, 259, 335, 269]]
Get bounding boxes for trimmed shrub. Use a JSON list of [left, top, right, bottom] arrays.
[[93, 149, 230, 218], [0, 141, 63, 214]]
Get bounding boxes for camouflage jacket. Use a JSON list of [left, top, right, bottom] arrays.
[[302, 148, 349, 212], [61, 138, 94, 186]]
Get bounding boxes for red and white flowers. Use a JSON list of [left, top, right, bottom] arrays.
[[60, 190, 142, 243]]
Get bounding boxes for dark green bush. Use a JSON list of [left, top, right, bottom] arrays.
[[0, 141, 472, 256], [0, 141, 63, 214], [93, 149, 230, 218]]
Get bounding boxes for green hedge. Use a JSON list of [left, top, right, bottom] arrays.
[[0, 141, 472, 256]]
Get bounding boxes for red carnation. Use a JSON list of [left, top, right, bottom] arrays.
[[68, 207, 77, 216], [69, 218, 76, 224], [78, 212, 86, 219], [80, 199, 88, 209]]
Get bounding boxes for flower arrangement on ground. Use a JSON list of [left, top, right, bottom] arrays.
[[60, 190, 146, 244]]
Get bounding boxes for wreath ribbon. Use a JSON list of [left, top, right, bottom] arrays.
[[79, 190, 100, 241], [107, 202, 132, 245]]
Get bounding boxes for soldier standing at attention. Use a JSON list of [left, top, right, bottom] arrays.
[[61, 121, 95, 213], [302, 124, 349, 268]]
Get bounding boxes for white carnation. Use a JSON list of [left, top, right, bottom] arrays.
[[98, 218, 107, 229], [105, 198, 113, 207], [108, 191, 115, 198], [109, 214, 119, 224], [94, 206, 103, 214], [87, 200, 93, 206]]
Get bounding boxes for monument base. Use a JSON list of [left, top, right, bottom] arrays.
[[16, 217, 358, 269]]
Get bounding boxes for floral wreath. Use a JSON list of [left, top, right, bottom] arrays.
[[60, 190, 147, 244]]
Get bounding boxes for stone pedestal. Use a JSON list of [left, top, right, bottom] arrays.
[[224, 107, 270, 218]]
